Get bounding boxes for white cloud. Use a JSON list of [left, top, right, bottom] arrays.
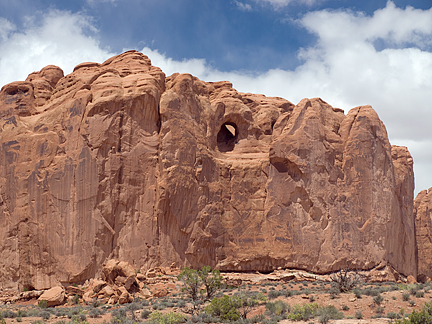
[[87, 0, 119, 5], [0, 10, 114, 88], [234, 1, 253, 11], [0, 18, 16, 42], [141, 1, 432, 194], [254, 0, 320, 9]]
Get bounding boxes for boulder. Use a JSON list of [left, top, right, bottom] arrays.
[[407, 275, 417, 284], [65, 286, 84, 297], [82, 291, 94, 304], [100, 285, 116, 297], [38, 287, 65, 307], [91, 279, 107, 294]]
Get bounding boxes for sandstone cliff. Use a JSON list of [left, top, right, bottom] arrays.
[[0, 51, 416, 290], [414, 189, 432, 281]]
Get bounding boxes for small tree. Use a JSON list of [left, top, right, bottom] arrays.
[[178, 266, 224, 314], [199, 266, 223, 300], [234, 291, 267, 319], [178, 267, 202, 312]]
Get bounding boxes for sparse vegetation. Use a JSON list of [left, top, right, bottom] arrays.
[[148, 311, 187, 324], [330, 268, 361, 293]]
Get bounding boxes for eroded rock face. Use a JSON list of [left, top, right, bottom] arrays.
[[414, 189, 432, 281], [0, 50, 416, 290]]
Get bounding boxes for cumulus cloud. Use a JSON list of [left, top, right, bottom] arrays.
[[234, 1, 253, 11], [142, 1, 432, 193], [0, 10, 114, 88]]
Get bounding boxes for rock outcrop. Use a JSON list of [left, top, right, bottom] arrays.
[[0, 50, 417, 290], [414, 189, 432, 281]]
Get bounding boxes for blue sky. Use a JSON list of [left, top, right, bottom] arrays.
[[1, 0, 432, 195]]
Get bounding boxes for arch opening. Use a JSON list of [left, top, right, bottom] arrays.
[[217, 122, 238, 152]]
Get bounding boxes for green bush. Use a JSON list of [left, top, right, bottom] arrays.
[[266, 300, 289, 316], [287, 303, 320, 321], [40, 311, 51, 320], [395, 301, 432, 324], [38, 300, 49, 308], [354, 310, 363, 319], [141, 310, 152, 319], [316, 306, 344, 324], [148, 311, 187, 324], [373, 294, 384, 305], [402, 292, 410, 301], [204, 295, 240, 321], [386, 312, 402, 320]]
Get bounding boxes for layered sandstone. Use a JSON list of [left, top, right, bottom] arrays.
[[0, 50, 416, 290], [414, 189, 432, 281]]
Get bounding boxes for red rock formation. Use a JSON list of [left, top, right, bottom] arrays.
[[0, 50, 416, 290], [414, 189, 432, 281]]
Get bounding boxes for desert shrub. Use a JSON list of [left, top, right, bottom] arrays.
[[309, 295, 315, 302], [125, 302, 141, 311], [204, 295, 240, 321], [17, 310, 27, 318], [387, 312, 402, 320], [409, 300, 416, 307], [88, 308, 104, 318], [190, 312, 218, 323], [40, 311, 51, 320], [141, 310, 152, 319], [354, 310, 363, 319], [153, 302, 166, 310], [341, 305, 349, 311], [394, 301, 432, 324], [409, 285, 420, 296], [402, 292, 411, 301], [268, 290, 281, 299], [316, 305, 344, 324], [330, 269, 361, 293], [72, 294, 80, 305], [148, 311, 187, 324], [287, 303, 319, 321], [415, 291, 424, 298], [90, 298, 102, 308], [266, 300, 289, 316], [261, 318, 278, 324], [389, 285, 400, 291], [38, 300, 49, 308], [373, 294, 384, 305], [375, 306, 385, 316], [1, 310, 17, 318], [70, 314, 87, 324], [353, 288, 362, 298]]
